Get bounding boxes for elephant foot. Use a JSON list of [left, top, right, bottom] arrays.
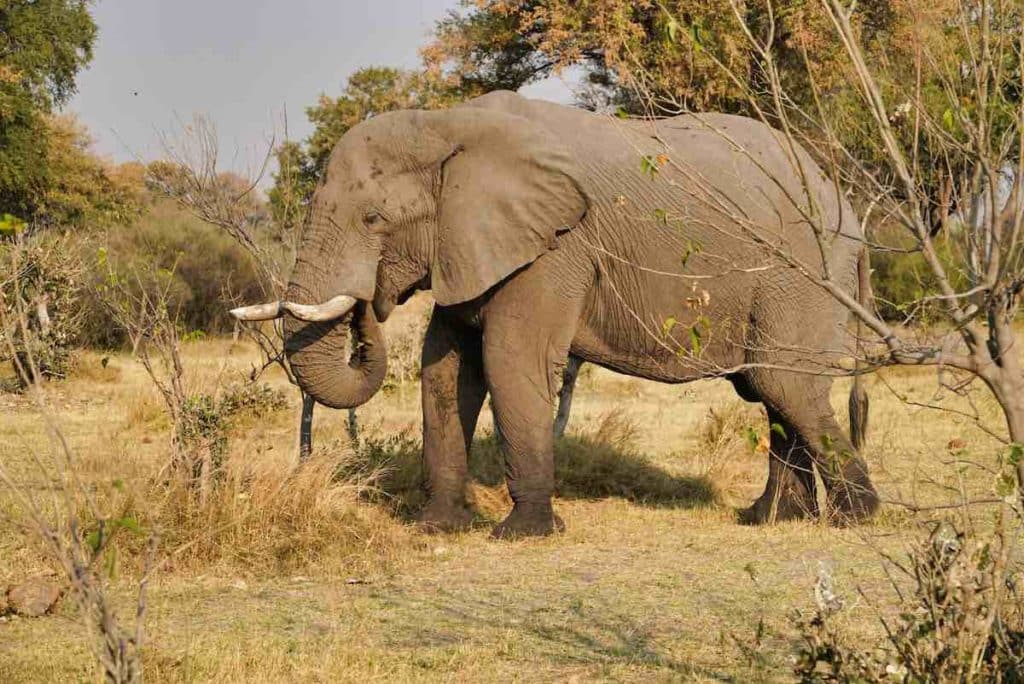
[[491, 502, 564, 540], [416, 498, 474, 534], [739, 486, 818, 525], [825, 479, 880, 527]]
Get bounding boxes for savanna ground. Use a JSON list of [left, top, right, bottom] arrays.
[[0, 295, 1013, 682]]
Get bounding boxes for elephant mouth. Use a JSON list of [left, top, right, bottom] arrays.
[[229, 293, 388, 411]]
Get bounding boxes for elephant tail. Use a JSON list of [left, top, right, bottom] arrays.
[[849, 248, 872, 451]]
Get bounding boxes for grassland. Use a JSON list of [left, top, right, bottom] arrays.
[[0, 296, 1014, 682]]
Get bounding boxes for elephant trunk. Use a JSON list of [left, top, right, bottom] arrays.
[[283, 294, 388, 410]]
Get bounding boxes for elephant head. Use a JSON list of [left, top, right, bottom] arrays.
[[232, 101, 588, 409]]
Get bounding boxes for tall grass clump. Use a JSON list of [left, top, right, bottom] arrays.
[[149, 446, 416, 576]]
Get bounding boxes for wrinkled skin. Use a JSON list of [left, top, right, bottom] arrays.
[[283, 91, 880, 538]]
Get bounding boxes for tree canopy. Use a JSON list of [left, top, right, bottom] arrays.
[[0, 0, 98, 221], [268, 66, 460, 232]]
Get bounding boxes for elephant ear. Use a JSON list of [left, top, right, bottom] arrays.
[[425, 107, 588, 306]]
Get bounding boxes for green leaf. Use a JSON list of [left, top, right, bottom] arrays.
[[661, 316, 678, 337], [85, 530, 102, 554], [640, 155, 660, 178], [615, 107, 629, 120], [681, 239, 703, 267], [666, 18, 680, 43], [689, 325, 702, 356], [1008, 443, 1023, 466], [995, 472, 1017, 497], [942, 108, 955, 132], [770, 423, 787, 440], [691, 23, 704, 52], [744, 426, 760, 452], [113, 516, 144, 536], [653, 208, 668, 225], [0, 214, 27, 236]]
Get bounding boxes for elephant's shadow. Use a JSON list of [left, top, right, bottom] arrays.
[[352, 420, 718, 521]]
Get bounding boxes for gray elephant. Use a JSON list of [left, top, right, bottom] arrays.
[[233, 90, 879, 538]]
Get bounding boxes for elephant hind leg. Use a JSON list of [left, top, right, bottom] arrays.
[[739, 406, 819, 524], [743, 372, 880, 525]]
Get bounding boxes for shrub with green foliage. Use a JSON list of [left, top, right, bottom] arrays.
[[77, 200, 265, 348], [870, 226, 969, 323]]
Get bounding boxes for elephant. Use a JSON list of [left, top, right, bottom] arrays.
[[231, 90, 880, 538]]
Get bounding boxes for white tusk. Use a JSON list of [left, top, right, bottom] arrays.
[[281, 295, 357, 322], [230, 301, 283, 321]]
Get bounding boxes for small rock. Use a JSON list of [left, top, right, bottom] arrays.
[[230, 579, 248, 591], [345, 578, 368, 585], [8, 578, 60, 617]]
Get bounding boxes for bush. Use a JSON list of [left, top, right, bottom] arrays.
[[0, 232, 83, 386], [77, 200, 265, 348], [870, 226, 969, 323], [793, 516, 1024, 682]]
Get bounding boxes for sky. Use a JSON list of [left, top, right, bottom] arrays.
[[69, 0, 574, 180]]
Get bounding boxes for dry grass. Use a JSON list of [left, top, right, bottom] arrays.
[[0, 295, 1017, 681]]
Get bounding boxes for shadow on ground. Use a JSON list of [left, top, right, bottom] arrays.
[[348, 414, 717, 520], [373, 587, 734, 681]]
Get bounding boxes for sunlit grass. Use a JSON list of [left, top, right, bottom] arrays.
[[0, 296, 1014, 681]]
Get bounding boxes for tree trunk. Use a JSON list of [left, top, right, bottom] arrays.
[[1004, 403, 1024, 503]]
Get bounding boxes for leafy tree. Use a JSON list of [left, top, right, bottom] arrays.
[[422, 1, 909, 115], [269, 66, 461, 219], [38, 114, 146, 228], [305, 66, 460, 173], [0, 0, 98, 219], [424, 1, 1021, 319], [267, 141, 317, 238]]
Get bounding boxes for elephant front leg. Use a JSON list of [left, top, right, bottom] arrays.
[[418, 310, 486, 533], [484, 327, 567, 539]]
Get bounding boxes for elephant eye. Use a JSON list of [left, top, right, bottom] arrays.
[[363, 210, 383, 227]]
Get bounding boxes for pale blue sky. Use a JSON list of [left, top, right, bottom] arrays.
[[69, 0, 573, 178]]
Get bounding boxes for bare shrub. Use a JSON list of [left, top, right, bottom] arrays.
[[148, 114, 342, 460], [0, 241, 152, 683], [94, 256, 224, 501], [794, 513, 1024, 681], [0, 231, 84, 386]]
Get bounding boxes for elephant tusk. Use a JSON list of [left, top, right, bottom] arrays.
[[230, 301, 283, 321], [281, 295, 358, 322]]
